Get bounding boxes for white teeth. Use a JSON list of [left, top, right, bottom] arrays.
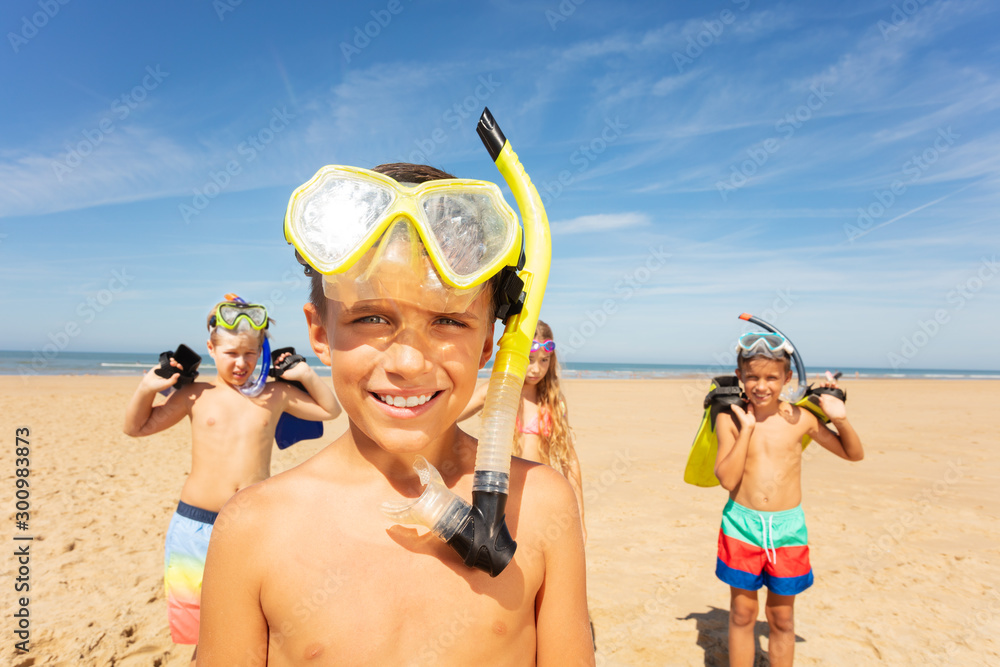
[[378, 393, 433, 408]]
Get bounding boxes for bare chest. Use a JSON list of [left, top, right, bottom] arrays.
[[260, 508, 541, 665]]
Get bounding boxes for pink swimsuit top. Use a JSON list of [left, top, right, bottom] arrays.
[[516, 410, 552, 438]]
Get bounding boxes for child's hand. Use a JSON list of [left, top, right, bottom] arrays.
[[275, 352, 310, 382], [141, 360, 181, 392], [730, 403, 756, 431], [817, 383, 847, 420]]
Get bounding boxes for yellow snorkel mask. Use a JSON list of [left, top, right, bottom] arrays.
[[284, 108, 550, 577]]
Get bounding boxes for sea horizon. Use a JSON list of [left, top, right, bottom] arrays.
[[2, 349, 998, 381]]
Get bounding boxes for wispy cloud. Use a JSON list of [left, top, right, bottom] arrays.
[[551, 212, 650, 235]]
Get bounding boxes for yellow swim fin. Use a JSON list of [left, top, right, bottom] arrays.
[[684, 376, 743, 488], [683, 379, 846, 487]]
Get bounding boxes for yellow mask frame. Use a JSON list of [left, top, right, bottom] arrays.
[[284, 165, 523, 291]]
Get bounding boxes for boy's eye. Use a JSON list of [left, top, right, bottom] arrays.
[[435, 316, 468, 327], [355, 315, 389, 325]]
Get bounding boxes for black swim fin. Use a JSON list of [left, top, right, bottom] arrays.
[[154, 344, 201, 389]]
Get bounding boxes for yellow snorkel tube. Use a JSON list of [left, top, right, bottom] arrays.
[[380, 108, 550, 576]]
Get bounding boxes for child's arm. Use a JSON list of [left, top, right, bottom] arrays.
[[808, 391, 864, 461], [276, 360, 341, 421], [532, 468, 596, 666], [122, 363, 191, 437], [457, 380, 489, 421], [714, 405, 755, 491], [198, 491, 269, 666]]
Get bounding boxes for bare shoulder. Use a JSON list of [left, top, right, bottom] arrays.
[[511, 457, 579, 523], [217, 455, 328, 532]]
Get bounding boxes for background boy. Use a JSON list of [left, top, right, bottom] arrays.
[[123, 300, 341, 663], [713, 333, 863, 667], [198, 164, 594, 666]]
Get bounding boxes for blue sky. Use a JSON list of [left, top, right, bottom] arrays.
[[2, 0, 998, 370]]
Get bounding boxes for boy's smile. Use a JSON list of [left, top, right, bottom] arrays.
[[307, 293, 493, 457], [736, 357, 791, 408], [371, 389, 444, 417]]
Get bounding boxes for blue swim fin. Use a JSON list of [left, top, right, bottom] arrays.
[[275, 411, 323, 450], [269, 346, 323, 449]]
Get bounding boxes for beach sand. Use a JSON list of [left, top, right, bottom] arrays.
[[2, 375, 998, 665]]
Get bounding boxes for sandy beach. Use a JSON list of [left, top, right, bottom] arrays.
[[2, 375, 998, 666]]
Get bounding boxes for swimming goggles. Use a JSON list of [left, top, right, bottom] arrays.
[[284, 165, 523, 290], [209, 302, 269, 331], [736, 331, 795, 358], [530, 339, 555, 353]]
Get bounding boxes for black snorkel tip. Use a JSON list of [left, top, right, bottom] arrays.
[[477, 107, 506, 161], [445, 490, 517, 577]]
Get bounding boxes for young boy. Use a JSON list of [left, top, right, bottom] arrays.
[[197, 164, 594, 666], [123, 299, 341, 663], [713, 332, 863, 667]]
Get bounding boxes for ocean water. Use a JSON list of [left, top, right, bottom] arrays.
[[3, 350, 998, 380]]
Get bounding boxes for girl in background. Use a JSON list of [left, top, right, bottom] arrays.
[[462, 320, 586, 540]]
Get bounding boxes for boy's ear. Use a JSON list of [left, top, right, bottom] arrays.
[[478, 321, 495, 370], [206, 339, 215, 357], [734, 367, 742, 382], [304, 303, 332, 367]]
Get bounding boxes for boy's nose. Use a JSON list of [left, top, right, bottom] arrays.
[[384, 329, 433, 378]]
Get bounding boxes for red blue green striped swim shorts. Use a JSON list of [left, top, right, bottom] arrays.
[[716, 498, 814, 595]]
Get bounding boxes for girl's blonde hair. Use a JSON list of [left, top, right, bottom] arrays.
[[514, 320, 576, 478]]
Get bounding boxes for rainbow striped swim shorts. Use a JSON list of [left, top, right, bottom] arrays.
[[164, 501, 217, 644], [716, 498, 814, 596]]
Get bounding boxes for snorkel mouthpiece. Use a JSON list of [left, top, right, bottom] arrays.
[[379, 109, 550, 577]]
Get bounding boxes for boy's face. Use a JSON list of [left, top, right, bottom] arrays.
[[207, 331, 261, 387], [306, 285, 494, 454], [736, 356, 792, 408]]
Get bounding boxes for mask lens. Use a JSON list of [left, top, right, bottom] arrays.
[[421, 190, 515, 285], [740, 333, 784, 350], [218, 304, 267, 328], [296, 175, 395, 270]]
